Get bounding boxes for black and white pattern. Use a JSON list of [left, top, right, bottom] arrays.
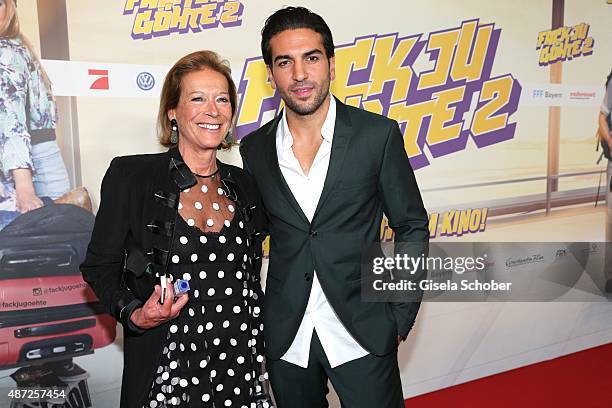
[[144, 176, 270, 408]]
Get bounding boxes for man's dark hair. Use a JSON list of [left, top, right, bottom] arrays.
[[261, 6, 335, 67]]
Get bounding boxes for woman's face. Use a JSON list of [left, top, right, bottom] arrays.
[[169, 68, 233, 154]]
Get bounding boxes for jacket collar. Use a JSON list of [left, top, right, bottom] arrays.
[[261, 96, 353, 225], [167, 149, 196, 191], [165, 146, 240, 205]]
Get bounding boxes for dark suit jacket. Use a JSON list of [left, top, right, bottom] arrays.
[[80, 147, 265, 408], [240, 97, 429, 360]]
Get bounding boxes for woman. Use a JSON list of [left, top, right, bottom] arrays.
[[0, 0, 70, 219], [599, 69, 612, 293], [598, 70, 612, 154], [80, 51, 272, 408]]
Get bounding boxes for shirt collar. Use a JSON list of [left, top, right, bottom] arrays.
[[278, 95, 336, 151]]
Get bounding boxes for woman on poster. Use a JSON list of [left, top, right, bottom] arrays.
[[598, 69, 612, 293], [0, 0, 72, 227], [81, 50, 272, 408]]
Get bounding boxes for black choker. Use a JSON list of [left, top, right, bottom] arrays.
[[193, 168, 219, 178]]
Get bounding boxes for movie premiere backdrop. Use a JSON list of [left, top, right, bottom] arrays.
[[1, 0, 611, 406]]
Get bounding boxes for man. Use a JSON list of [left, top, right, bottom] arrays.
[[240, 7, 429, 408]]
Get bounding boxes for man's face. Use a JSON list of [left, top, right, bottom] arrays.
[[267, 28, 335, 116]]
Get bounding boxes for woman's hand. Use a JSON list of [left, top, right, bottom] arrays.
[[16, 190, 43, 212], [130, 280, 189, 329], [13, 168, 43, 213]]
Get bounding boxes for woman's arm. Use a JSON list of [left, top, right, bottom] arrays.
[[599, 112, 611, 148], [1, 41, 62, 211], [0, 44, 40, 211], [80, 158, 144, 333], [80, 157, 188, 333], [12, 168, 43, 212], [600, 84, 612, 149]]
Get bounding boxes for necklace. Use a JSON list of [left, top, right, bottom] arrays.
[[193, 168, 219, 178]]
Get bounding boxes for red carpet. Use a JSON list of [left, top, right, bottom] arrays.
[[405, 343, 612, 408]]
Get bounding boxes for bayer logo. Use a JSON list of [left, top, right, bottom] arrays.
[[136, 72, 155, 91]]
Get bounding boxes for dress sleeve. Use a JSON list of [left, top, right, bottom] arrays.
[[0, 44, 34, 180]]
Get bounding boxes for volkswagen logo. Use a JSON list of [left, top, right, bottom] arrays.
[[136, 72, 155, 91]]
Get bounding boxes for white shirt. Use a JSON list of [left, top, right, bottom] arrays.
[[276, 96, 369, 368]]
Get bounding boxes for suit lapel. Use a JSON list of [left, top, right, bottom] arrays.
[[312, 97, 352, 221], [264, 113, 311, 225]]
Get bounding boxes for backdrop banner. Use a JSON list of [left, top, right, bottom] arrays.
[[1, 1, 611, 407]]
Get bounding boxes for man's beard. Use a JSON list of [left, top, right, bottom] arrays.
[[280, 76, 331, 116]]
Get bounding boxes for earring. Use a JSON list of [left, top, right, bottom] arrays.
[[224, 128, 233, 146], [170, 118, 178, 144]]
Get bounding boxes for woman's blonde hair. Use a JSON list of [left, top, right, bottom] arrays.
[[0, 0, 53, 93], [158, 50, 237, 150]]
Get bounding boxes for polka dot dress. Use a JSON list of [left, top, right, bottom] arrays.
[[144, 174, 271, 408]]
